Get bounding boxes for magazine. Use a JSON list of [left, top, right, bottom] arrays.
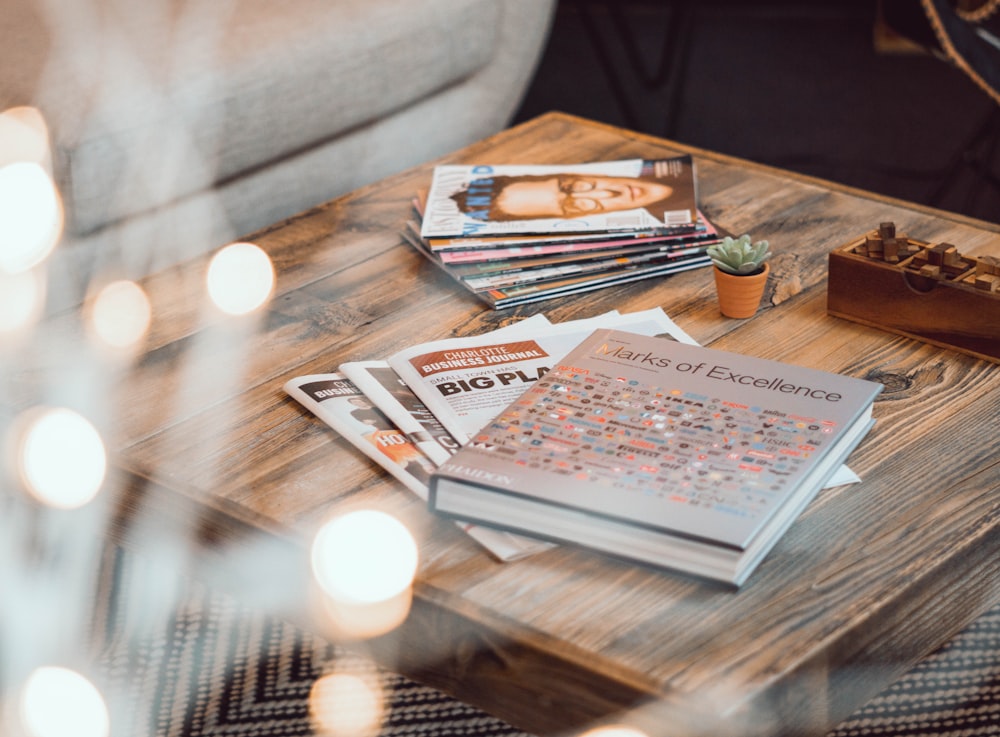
[[337, 360, 459, 466], [420, 157, 699, 238], [416, 211, 716, 254], [406, 229, 711, 309], [282, 373, 552, 562], [384, 308, 697, 445]]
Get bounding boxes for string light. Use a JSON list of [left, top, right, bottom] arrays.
[[206, 242, 275, 315], [19, 666, 110, 737], [580, 726, 650, 737], [309, 672, 384, 737], [310, 510, 418, 638], [0, 161, 63, 274], [89, 280, 152, 349], [15, 407, 107, 509], [0, 268, 45, 334]]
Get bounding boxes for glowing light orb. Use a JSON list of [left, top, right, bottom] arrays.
[[0, 106, 50, 167], [309, 672, 383, 737], [0, 268, 45, 333], [0, 161, 63, 274], [206, 242, 275, 315], [90, 280, 151, 348], [581, 727, 650, 737], [18, 407, 107, 509], [19, 666, 110, 737], [311, 509, 418, 603]]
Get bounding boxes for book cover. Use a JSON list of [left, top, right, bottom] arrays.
[[420, 157, 699, 238], [429, 329, 883, 585]]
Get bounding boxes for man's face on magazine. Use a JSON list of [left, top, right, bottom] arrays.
[[495, 174, 674, 219]]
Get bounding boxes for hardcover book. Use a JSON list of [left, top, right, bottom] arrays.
[[428, 329, 883, 586], [420, 157, 699, 238]]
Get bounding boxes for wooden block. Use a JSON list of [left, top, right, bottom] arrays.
[[883, 238, 900, 262], [879, 221, 896, 239], [977, 255, 1000, 276], [975, 274, 1000, 292], [927, 243, 952, 266], [919, 264, 941, 278]]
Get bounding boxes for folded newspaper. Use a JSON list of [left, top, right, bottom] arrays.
[[284, 308, 858, 563]]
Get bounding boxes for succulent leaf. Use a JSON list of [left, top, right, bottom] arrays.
[[706, 234, 771, 275]]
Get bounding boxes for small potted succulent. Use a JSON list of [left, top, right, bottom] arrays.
[[706, 234, 772, 318]]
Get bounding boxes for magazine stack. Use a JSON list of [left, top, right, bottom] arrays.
[[404, 156, 722, 308], [284, 309, 879, 586]]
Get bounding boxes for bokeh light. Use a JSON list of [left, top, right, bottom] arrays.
[[0, 161, 63, 274], [310, 510, 418, 638], [16, 407, 107, 509], [0, 106, 50, 167], [89, 279, 152, 348], [312, 510, 418, 603], [206, 242, 275, 315], [0, 268, 46, 333], [580, 726, 650, 737], [309, 672, 384, 737], [19, 666, 110, 737]]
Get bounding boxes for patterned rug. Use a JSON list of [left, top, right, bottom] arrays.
[[91, 546, 999, 737]]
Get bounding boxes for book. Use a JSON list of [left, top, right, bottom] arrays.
[[428, 329, 883, 586], [420, 157, 699, 239], [282, 373, 553, 562]]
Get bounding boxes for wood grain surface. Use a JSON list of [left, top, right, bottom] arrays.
[[12, 113, 1000, 737]]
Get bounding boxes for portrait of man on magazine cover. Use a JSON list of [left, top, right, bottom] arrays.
[[449, 171, 678, 222]]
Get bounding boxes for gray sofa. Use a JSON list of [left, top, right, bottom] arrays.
[[2, 0, 555, 291]]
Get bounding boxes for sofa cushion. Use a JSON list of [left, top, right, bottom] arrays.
[[2, 0, 500, 235]]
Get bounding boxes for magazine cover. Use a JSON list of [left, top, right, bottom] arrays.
[[420, 157, 699, 238], [338, 360, 460, 466]]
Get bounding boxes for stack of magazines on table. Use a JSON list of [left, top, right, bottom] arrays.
[[285, 309, 881, 586], [403, 155, 724, 308]]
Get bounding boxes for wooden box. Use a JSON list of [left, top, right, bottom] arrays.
[[827, 223, 1000, 364]]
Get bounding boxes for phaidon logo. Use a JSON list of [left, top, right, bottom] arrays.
[[440, 463, 513, 486]]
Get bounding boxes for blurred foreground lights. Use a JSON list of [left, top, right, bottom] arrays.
[[581, 727, 650, 737], [16, 407, 107, 509], [206, 242, 275, 315], [0, 106, 51, 167], [311, 509, 418, 639], [0, 161, 63, 274], [0, 268, 45, 333], [309, 672, 384, 737], [90, 280, 151, 349], [19, 666, 110, 737]]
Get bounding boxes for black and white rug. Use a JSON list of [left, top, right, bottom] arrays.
[[91, 546, 999, 737]]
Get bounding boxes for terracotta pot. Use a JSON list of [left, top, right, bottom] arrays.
[[713, 262, 769, 318]]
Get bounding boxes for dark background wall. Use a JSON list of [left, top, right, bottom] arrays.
[[513, 0, 1000, 225]]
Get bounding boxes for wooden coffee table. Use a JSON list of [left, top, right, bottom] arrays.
[[27, 113, 1000, 736]]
